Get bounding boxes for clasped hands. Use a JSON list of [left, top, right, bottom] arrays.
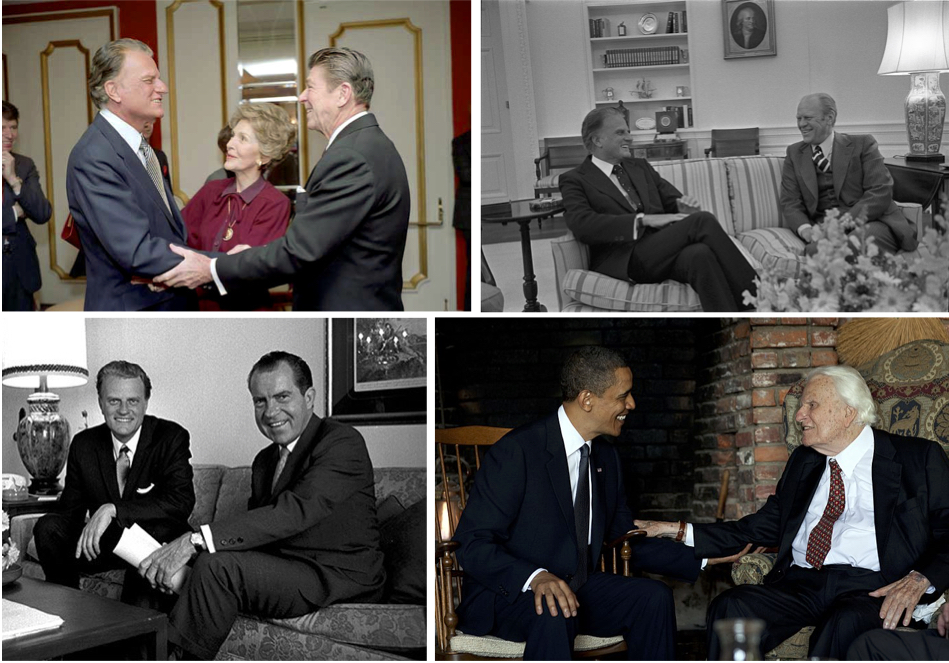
[[135, 243, 251, 291], [640, 195, 702, 229], [137, 532, 197, 594]]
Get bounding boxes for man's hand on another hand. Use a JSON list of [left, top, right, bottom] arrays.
[[153, 244, 212, 289], [869, 570, 931, 629], [633, 519, 680, 538], [75, 503, 116, 561], [707, 543, 766, 567], [139, 532, 196, 593], [677, 195, 702, 213], [529, 571, 579, 618], [642, 213, 687, 229]]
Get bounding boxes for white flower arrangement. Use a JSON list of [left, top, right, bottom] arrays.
[[2, 510, 20, 571]]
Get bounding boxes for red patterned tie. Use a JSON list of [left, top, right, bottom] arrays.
[[805, 458, 845, 569]]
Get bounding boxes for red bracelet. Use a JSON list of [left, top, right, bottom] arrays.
[[675, 520, 686, 542]]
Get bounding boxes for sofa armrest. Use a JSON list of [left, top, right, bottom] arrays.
[[731, 552, 776, 586], [895, 201, 924, 238], [550, 231, 588, 311], [10, 513, 44, 562]]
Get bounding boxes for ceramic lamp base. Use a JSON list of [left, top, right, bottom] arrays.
[[904, 71, 946, 161]]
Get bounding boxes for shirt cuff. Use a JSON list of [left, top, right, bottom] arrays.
[[633, 213, 644, 240], [523, 568, 547, 593], [200, 524, 216, 553], [684, 524, 709, 570], [797, 223, 813, 240], [209, 258, 228, 296]]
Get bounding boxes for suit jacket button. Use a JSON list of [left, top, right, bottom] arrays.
[[237, 537, 244, 543]]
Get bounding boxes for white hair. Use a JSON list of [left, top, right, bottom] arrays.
[[804, 365, 878, 426]]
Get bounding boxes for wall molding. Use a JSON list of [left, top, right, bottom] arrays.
[[499, 0, 538, 201]]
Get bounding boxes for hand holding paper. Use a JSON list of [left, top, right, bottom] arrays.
[[114, 524, 190, 594]]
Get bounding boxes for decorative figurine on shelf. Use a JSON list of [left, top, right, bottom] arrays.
[[603, 86, 615, 101], [634, 78, 655, 99], [617, 21, 627, 36]]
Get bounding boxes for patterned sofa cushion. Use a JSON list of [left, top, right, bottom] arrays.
[[190, 464, 225, 528], [266, 603, 425, 650], [724, 155, 786, 233], [652, 157, 735, 233], [737, 227, 805, 280], [561, 269, 702, 312], [372, 467, 425, 508]]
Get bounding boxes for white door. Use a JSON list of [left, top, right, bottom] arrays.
[[481, 0, 516, 204], [2, 11, 115, 307], [303, 0, 457, 311]]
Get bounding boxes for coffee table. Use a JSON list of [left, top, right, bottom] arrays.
[[2, 577, 167, 660]]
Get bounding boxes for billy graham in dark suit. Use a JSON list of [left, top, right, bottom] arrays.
[[636, 365, 949, 660], [453, 346, 744, 660], [33, 360, 195, 607], [782, 93, 917, 256], [139, 351, 384, 660], [155, 47, 411, 311], [3, 100, 52, 311], [559, 107, 757, 312]]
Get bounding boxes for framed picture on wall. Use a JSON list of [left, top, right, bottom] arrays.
[[327, 318, 426, 424], [723, 0, 777, 60]]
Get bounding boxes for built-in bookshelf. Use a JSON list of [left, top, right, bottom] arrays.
[[585, 1, 695, 136]]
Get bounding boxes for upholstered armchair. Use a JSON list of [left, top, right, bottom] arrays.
[[731, 339, 949, 660]]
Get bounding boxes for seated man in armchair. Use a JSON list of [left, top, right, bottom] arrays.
[[559, 107, 757, 312], [635, 365, 949, 660]]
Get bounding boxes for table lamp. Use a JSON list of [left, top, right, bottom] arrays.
[[2, 318, 88, 495], [878, 1, 949, 162]]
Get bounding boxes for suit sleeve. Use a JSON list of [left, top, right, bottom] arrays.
[[452, 438, 546, 603], [114, 425, 195, 528], [68, 150, 183, 277], [780, 148, 812, 234], [916, 440, 949, 594], [205, 425, 370, 549], [215, 146, 376, 288], [57, 436, 95, 524], [14, 158, 52, 224], [845, 135, 895, 222], [560, 170, 637, 246], [640, 160, 682, 213]]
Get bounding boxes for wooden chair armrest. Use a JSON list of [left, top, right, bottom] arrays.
[[436, 539, 461, 652], [436, 540, 460, 557], [600, 529, 647, 577], [603, 528, 647, 550], [704, 147, 712, 158], [534, 150, 551, 180]]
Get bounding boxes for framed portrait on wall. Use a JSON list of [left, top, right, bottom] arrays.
[[723, 0, 776, 59], [327, 318, 426, 424]]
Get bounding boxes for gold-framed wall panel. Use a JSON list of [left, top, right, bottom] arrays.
[[166, 0, 227, 204], [330, 19, 428, 291], [40, 40, 93, 281]]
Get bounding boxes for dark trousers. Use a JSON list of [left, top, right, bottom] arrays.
[[169, 551, 326, 659], [490, 571, 677, 661], [706, 565, 916, 660], [628, 212, 757, 312], [2, 258, 35, 311], [33, 512, 170, 610], [847, 625, 949, 660]]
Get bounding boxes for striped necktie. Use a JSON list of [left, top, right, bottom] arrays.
[[612, 164, 643, 212], [812, 145, 831, 174], [139, 135, 171, 212]]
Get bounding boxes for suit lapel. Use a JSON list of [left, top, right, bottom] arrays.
[[545, 416, 576, 543], [831, 134, 852, 199], [794, 143, 819, 213], [589, 441, 607, 564], [580, 158, 635, 213], [780, 450, 825, 555], [94, 114, 179, 233], [122, 416, 154, 496], [94, 427, 122, 503], [870, 430, 901, 566], [269, 414, 322, 498]]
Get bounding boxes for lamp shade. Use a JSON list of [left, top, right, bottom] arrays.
[[2, 317, 88, 389], [878, 1, 949, 75]]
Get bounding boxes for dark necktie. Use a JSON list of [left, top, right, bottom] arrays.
[[812, 145, 831, 174], [139, 135, 171, 212], [612, 164, 643, 212], [805, 458, 845, 569], [271, 445, 290, 493], [571, 444, 591, 590], [116, 445, 130, 497]]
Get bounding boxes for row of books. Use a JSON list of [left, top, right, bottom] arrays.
[[603, 47, 684, 68], [665, 105, 693, 129], [589, 18, 612, 38], [665, 11, 687, 33]]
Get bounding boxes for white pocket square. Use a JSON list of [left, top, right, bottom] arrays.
[[136, 483, 155, 494]]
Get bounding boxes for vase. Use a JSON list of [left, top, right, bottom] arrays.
[[714, 618, 764, 660], [905, 71, 946, 162], [16, 392, 71, 495]]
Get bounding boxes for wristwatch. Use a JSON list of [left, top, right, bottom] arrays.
[[190, 531, 206, 550]]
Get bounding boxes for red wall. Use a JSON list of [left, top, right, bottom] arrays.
[[3, 1, 161, 145], [450, 0, 472, 309]]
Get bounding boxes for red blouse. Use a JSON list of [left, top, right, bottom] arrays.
[[183, 176, 290, 253], [183, 177, 290, 311]]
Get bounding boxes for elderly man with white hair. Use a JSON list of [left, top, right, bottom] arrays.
[[635, 365, 949, 660]]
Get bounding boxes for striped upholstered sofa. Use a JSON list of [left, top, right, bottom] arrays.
[[551, 155, 923, 312]]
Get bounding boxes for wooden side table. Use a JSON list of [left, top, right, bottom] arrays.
[[631, 139, 688, 162], [885, 158, 949, 221]]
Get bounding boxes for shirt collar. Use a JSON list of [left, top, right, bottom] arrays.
[[100, 109, 147, 156], [112, 425, 143, 457], [828, 423, 873, 476], [326, 111, 369, 149], [815, 131, 836, 159], [592, 154, 620, 179], [220, 175, 267, 205], [277, 439, 299, 454], [558, 405, 589, 458]]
